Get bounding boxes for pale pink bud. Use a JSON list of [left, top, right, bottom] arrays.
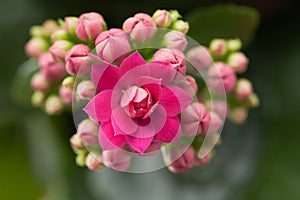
[[185, 75, 198, 93], [172, 20, 189, 34], [205, 100, 229, 119], [65, 44, 91, 76], [29, 25, 45, 37], [152, 9, 172, 28], [186, 46, 212, 70], [85, 153, 104, 171], [42, 19, 60, 35], [153, 48, 186, 75], [227, 52, 249, 73], [208, 111, 223, 133], [77, 119, 99, 146], [76, 12, 106, 41], [51, 29, 69, 42], [102, 149, 131, 171], [168, 147, 195, 173], [164, 31, 187, 51], [45, 95, 63, 115], [208, 62, 237, 94], [70, 134, 85, 152], [59, 86, 73, 104], [95, 28, 131, 63], [25, 37, 49, 57], [62, 76, 75, 89], [49, 40, 73, 60], [123, 13, 156, 42], [230, 107, 248, 124], [31, 72, 50, 92], [64, 17, 78, 35], [38, 52, 66, 82], [234, 78, 253, 100], [77, 80, 96, 100], [209, 39, 227, 57], [31, 91, 46, 107]]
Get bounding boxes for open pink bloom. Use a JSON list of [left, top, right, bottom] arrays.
[[95, 28, 131, 63], [153, 48, 186, 75], [84, 51, 193, 154], [123, 13, 156, 41], [208, 62, 237, 94]]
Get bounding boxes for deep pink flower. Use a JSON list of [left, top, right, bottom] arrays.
[[84, 51, 193, 154]]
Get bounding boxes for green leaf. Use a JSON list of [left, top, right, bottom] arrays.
[[10, 58, 39, 107], [186, 4, 260, 46]]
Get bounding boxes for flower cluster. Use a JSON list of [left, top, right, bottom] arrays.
[[25, 9, 259, 173]]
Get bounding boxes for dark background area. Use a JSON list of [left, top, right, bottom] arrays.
[[0, 0, 300, 199]]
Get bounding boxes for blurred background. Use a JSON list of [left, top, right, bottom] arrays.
[[1, 0, 300, 199]]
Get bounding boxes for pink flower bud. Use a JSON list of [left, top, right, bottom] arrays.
[[196, 150, 212, 166], [85, 153, 104, 171], [230, 107, 248, 124], [42, 19, 60, 36], [64, 17, 78, 35], [76, 12, 106, 41], [38, 52, 66, 82], [208, 111, 223, 133], [234, 78, 253, 100], [95, 29, 131, 63], [31, 72, 50, 92], [205, 100, 229, 120], [153, 48, 186, 75], [65, 44, 91, 76], [77, 119, 99, 146], [25, 37, 49, 57], [227, 52, 249, 73], [164, 31, 187, 51], [59, 86, 73, 104], [31, 91, 46, 107], [181, 102, 211, 136], [76, 80, 96, 100], [152, 9, 172, 28], [185, 75, 198, 94], [70, 134, 85, 152], [186, 46, 212, 70], [168, 147, 195, 173], [208, 62, 237, 94], [209, 39, 227, 57], [123, 13, 156, 42], [51, 29, 69, 42], [49, 40, 73, 60], [45, 95, 63, 115], [102, 149, 131, 171], [172, 20, 189, 34]]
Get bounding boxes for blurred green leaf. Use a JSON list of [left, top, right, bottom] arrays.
[[11, 58, 38, 107], [186, 4, 260, 46]]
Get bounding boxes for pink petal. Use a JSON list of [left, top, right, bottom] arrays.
[[137, 76, 162, 102], [147, 62, 176, 85], [131, 118, 156, 138], [98, 121, 126, 150], [83, 90, 113, 122], [120, 86, 138, 107], [155, 116, 180, 143], [126, 135, 153, 154], [91, 64, 120, 91], [112, 107, 138, 134], [159, 86, 193, 117], [120, 51, 146, 76], [132, 87, 148, 102]]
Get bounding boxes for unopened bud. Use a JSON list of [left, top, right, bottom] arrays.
[[230, 107, 248, 124], [25, 37, 49, 57], [45, 95, 63, 115], [51, 29, 69, 42], [31, 72, 50, 92], [77, 80, 96, 100], [164, 30, 187, 51], [42, 19, 60, 36], [247, 93, 260, 107], [31, 91, 46, 107], [170, 10, 181, 21], [234, 78, 253, 100], [77, 119, 99, 146], [76, 153, 86, 167], [59, 86, 73, 104], [152, 9, 172, 28], [227, 39, 242, 52], [209, 39, 227, 57], [29, 25, 45, 37], [172, 20, 189, 34], [85, 153, 104, 171], [70, 134, 85, 152], [64, 17, 78, 35], [227, 52, 249, 73], [49, 40, 73, 60], [62, 76, 75, 89]]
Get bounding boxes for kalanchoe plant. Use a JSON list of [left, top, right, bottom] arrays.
[[24, 9, 259, 173]]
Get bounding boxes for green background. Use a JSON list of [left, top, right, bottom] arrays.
[[0, 0, 299, 199]]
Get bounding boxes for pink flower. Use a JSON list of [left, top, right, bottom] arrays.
[[186, 46, 212, 71], [123, 13, 156, 41], [65, 44, 91, 76], [84, 51, 193, 154], [208, 62, 237, 94], [76, 12, 106, 41], [38, 52, 66, 82], [181, 102, 211, 136], [164, 31, 187, 51], [167, 147, 195, 173], [95, 29, 131, 63], [153, 48, 186, 75]]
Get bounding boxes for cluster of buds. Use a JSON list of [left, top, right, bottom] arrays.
[[24, 9, 259, 173]]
